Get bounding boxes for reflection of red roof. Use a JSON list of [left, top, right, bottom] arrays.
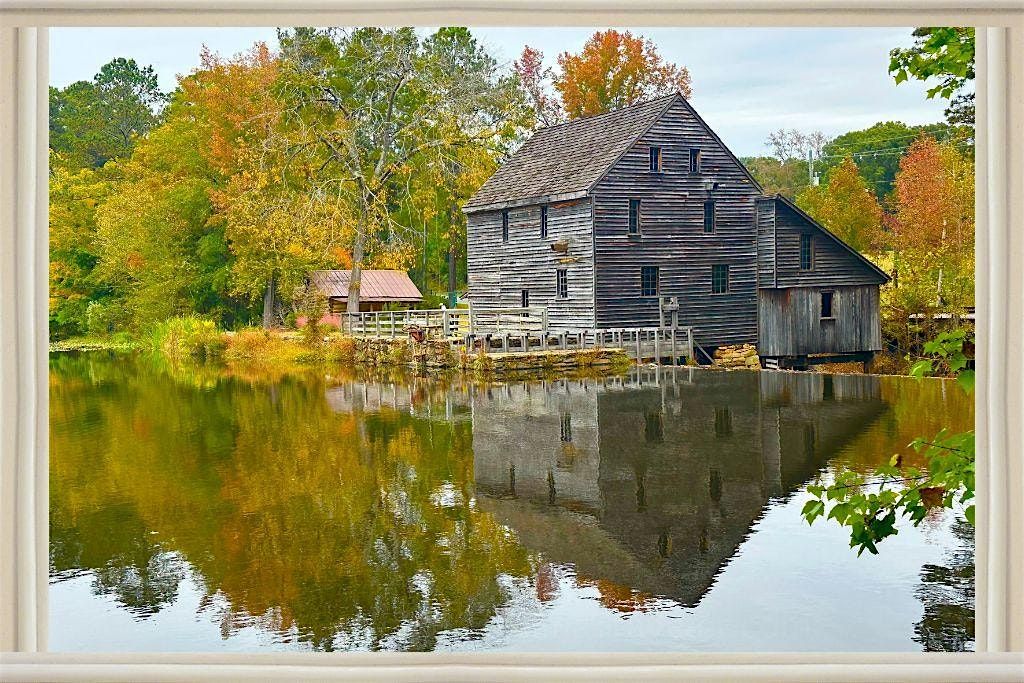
[[310, 270, 423, 303]]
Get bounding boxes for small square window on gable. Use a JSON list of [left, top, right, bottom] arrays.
[[689, 148, 701, 173], [649, 146, 662, 172]]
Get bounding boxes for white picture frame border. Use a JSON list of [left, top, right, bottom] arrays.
[[1, 3, 1022, 680]]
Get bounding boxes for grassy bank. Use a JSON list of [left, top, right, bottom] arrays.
[[50, 334, 139, 353]]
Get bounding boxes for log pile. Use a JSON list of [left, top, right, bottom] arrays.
[[713, 343, 760, 370]]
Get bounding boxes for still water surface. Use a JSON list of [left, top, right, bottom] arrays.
[[49, 353, 974, 652]]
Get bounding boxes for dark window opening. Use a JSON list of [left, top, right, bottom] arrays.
[[628, 199, 641, 234], [641, 265, 660, 297], [800, 234, 813, 270], [540, 205, 548, 238], [689, 148, 702, 173], [704, 200, 716, 233], [501, 210, 509, 242], [560, 412, 572, 443], [521, 289, 530, 308], [821, 291, 834, 319], [649, 146, 662, 172], [712, 264, 729, 294], [556, 269, 568, 299]]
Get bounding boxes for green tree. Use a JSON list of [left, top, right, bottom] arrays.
[[50, 58, 168, 170], [740, 156, 809, 199], [796, 157, 885, 253], [890, 27, 975, 126], [816, 121, 955, 199], [266, 27, 530, 314]]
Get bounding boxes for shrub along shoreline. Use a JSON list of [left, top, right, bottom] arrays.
[[50, 315, 633, 378]]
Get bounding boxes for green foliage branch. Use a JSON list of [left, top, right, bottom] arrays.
[[802, 329, 975, 555]]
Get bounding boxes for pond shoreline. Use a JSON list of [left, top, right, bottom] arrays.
[[50, 331, 923, 380]]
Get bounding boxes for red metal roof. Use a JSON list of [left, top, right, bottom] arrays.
[[310, 270, 423, 303]]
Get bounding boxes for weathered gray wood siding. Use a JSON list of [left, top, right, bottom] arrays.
[[770, 200, 887, 288], [591, 99, 762, 347], [466, 198, 596, 329], [757, 285, 882, 357], [756, 198, 777, 287]]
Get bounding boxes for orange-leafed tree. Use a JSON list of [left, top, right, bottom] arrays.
[[890, 135, 974, 311], [554, 30, 692, 119], [795, 156, 885, 253], [514, 46, 564, 127]]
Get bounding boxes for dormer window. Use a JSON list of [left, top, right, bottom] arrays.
[[689, 148, 702, 173], [649, 146, 662, 172]]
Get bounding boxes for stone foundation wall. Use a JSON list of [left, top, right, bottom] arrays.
[[713, 343, 760, 370]]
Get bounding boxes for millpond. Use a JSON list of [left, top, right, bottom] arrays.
[[49, 353, 974, 652]]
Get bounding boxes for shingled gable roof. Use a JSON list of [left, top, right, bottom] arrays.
[[772, 194, 892, 284], [463, 93, 678, 213], [463, 92, 763, 214]]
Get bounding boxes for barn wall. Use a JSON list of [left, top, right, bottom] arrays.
[[757, 285, 882, 357], [591, 99, 762, 347], [771, 201, 888, 288], [466, 198, 595, 329]]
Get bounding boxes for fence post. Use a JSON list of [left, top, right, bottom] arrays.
[[654, 328, 661, 365], [635, 331, 642, 364], [390, 311, 396, 338], [442, 308, 450, 339], [688, 327, 694, 362]]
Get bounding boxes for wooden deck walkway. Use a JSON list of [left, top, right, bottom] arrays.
[[338, 307, 695, 365]]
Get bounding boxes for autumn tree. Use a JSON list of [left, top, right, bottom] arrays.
[[514, 45, 563, 127], [518, 30, 690, 120], [795, 157, 885, 253], [815, 121, 956, 199], [890, 136, 974, 314], [270, 27, 529, 314]]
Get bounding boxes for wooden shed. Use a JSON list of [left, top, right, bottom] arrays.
[[755, 196, 891, 368], [462, 92, 890, 366], [309, 270, 423, 313]]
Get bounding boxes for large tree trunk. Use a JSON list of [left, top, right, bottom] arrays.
[[262, 276, 277, 329], [347, 224, 366, 314], [447, 244, 457, 307]]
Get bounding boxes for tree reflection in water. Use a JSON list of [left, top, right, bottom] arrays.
[[913, 520, 975, 652], [50, 353, 975, 651]]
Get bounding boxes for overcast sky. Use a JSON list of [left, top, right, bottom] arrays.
[[50, 26, 947, 157]]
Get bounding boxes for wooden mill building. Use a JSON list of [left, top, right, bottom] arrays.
[[463, 93, 890, 366]]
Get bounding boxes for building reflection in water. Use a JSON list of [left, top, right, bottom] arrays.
[[469, 367, 887, 610]]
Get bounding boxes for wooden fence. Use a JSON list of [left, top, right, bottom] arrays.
[[338, 307, 546, 339], [337, 306, 694, 364]]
